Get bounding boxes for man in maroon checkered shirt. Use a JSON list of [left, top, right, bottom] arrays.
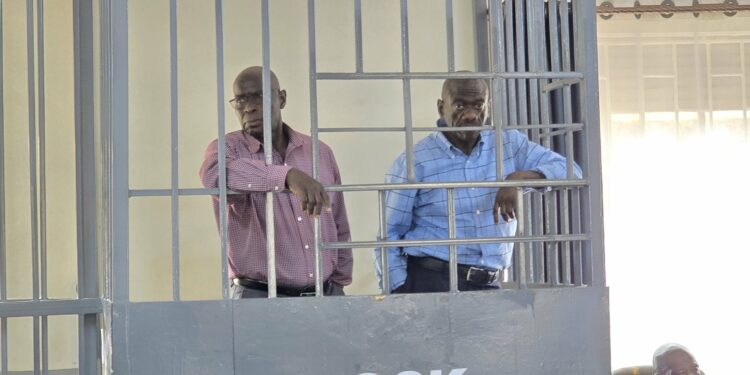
[[200, 66, 353, 298]]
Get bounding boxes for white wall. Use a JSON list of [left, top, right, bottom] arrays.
[[598, 8, 750, 374]]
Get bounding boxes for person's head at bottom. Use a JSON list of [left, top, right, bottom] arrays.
[[653, 343, 701, 375]]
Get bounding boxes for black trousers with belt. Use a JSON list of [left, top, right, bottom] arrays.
[[393, 256, 501, 294]]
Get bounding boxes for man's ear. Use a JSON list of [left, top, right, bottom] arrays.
[[437, 98, 444, 118], [279, 89, 287, 109]]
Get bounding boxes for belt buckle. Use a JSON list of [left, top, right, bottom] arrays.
[[466, 267, 498, 285]]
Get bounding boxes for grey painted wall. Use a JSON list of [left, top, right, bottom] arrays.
[[117, 287, 610, 374]]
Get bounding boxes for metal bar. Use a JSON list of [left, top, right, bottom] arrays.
[[515, 191, 528, 289], [324, 233, 589, 250], [560, 0, 582, 286], [447, 189, 457, 292], [37, 2, 49, 371], [596, 2, 750, 15], [0, 299, 103, 318], [109, 0, 133, 370], [354, 0, 363, 73], [36, 0, 47, 303], [445, 0, 455, 72], [400, 0, 414, 182], [26, 3, 41, 372], [169, 0, 180, 302], [316, 71, 583, 80], [514, 0, 528, 127], [1, 317, 6, 375], [323, 179, 587, 192], [504, 0, 517, 127], [0, 0, 6, 307], [73, 0, 100, 373], [317, 123, 583, 133], [26, 0, 40, 304], [489, 0, 505, 182], [378, 191, 390, 294], [306, 0, 323, 298], [473, 0, 489, 72], [215, 0, 229, 300], [261, 0, 277, 298], [574, 1, 606, 287], [129, 179, 586, 196]]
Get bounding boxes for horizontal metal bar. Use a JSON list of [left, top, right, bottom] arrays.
[[0, 298, 102, 318], [318, 123, 584, 133], [130, 179, 586, 197], [324, 179, 587, 192], [130, 188, 242, 197], [324, 233, 590, 250], [597, 2, 750, 15], [316, 71, 584, 80]]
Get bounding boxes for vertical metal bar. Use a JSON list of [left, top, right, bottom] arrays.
[[560, 0, 581, 286], [536, 1, 560, 286], [447, 189, 458, 292], [445, 0, 454, 72], [0, 10, 6, 375], [35, 0, 49, 372], [504, 0, 517, 127], [400, 0, 415, 182], [169, 0, 180, 301], [306, 0, 323, 297], [525, 0, 545, 285], [214, 0, 229, 300], [489, 0, 505, 181], [74, 0, 99, 373], [26, 2, 41, 373], [110, 0, 131, 368], [354, 0, 363, 73], [261, 0, 277, 298], [378, 191, 390, 294], [0, 5, 6, 373], [516, 190, 528, 289], [472, 0, 489, 72], [574, 1, 605, 287], [36, 0, 47, 302], [26, 0, 40, 304], [514, 0, 528, 126]]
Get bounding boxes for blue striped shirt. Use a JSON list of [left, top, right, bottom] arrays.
[[375, 129, 582, 291]]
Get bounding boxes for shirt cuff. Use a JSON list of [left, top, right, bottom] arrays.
[[268, 165, 294, 192]]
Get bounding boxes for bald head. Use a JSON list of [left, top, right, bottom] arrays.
[[441, 78, 489, 102], [233, 66, 280, 93], [653, 343, 700, 375]]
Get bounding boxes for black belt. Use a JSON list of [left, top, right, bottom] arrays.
[[409, 256, 500, 285], [233, 278, 329, 297]]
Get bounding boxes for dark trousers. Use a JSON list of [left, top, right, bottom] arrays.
[[393, 256, 501, 294]]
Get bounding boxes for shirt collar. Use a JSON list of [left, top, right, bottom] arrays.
[[433, 119, 487, 157], [242, 123, 307, 154]]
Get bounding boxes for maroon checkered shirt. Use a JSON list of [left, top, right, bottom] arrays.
[[199, 125, 353, 288]]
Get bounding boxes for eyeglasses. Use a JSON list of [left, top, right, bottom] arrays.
[[229, 92, 264, 110]]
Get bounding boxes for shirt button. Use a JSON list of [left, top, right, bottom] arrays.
[[284, 163, 288, 166], [304, 244, 310, 249], [308, 273, 314, 278], [274, 186, 279, 191], [476, 210, 481, 215], [297, 216, 303, 222], [247, 184, 252, 188]]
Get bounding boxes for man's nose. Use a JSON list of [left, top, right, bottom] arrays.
[[242, 101, 259, 113], [461, 109, 479, 122]]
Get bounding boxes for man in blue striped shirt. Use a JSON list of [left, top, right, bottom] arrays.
[[375, 77, 582, 293]]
